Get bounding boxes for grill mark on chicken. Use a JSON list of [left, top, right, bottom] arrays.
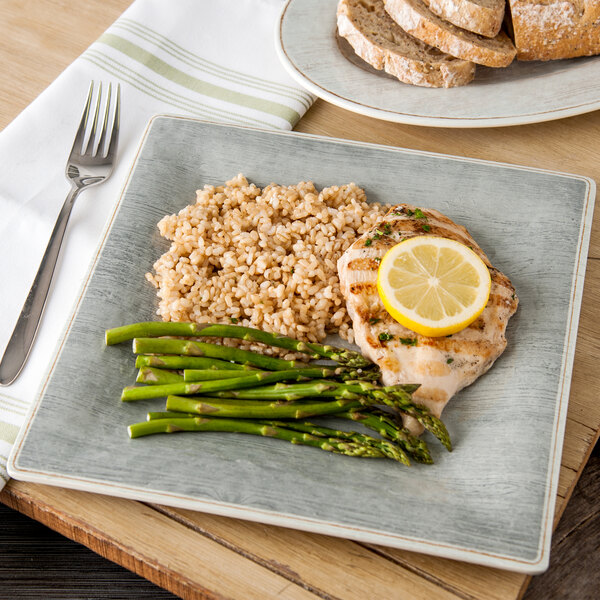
[[347, 257, 381, 271], [338, 203, 518, 435], [349, 282, 378, 295]]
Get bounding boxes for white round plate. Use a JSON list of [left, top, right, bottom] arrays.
[[275, 0, 600, 128]]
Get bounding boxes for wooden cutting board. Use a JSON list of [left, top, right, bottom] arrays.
[[1, 1, 599, 598]]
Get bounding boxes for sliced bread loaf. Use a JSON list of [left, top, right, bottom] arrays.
[[507, 0, 600, 60], [421, 0, 505, 37], [384, 0, 516, 67], [337, 0, 476, 87]]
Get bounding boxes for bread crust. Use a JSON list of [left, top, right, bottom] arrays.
[[508, 0, 600, 60], [337, 0, 476, 87], [384, 0, 517, 67], [422, 0, 505, 37]]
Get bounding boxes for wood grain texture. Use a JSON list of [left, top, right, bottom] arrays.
[[0, 481, 319, 600], [523, 443, 600, 600], [0, 501, 176, 598], [0, 0, 129, 128], [0, 0, 599, 599]]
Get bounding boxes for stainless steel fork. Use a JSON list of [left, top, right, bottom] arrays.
[[0, 82, 121, 386]]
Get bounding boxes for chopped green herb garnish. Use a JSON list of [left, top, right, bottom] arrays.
[[378, 332, 394, 342], [229, 317, 238, 324], [413, 208, 426, 219], [511, 293, 515, 300], [446, 358, 454, 364], [421, 224, 431, 232], [405, 208, 414, 217], [369, 317, 381, 325], [399, 337, 417, 346], [291, 267, 295, 274], [365, 238, 373, 247], [374, 257, 381, 263], [382, 223, 392, 235]]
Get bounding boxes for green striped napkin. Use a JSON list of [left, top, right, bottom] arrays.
[[0, 0, 314, 489]]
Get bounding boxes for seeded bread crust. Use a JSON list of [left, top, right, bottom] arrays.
[[384, 0, 517, 67], [337, 0, 476, 87], [421, 0, 505, 37], [508, 0, 600, 60]]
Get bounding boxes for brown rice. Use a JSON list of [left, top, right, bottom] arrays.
[[146, 174, 387, 344]]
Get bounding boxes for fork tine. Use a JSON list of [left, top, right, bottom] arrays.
[[84, 81, 103, 156], [71, 81, 95, 154], [96, 83, 112, 157], [105, 83, 121, 161]]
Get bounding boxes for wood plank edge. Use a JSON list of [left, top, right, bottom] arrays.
[[148, 503, 336, 600], [153, 503, 523, 600], [564, 413, 600, 434], [516, 429, 600, 600], [0, 483, 230, 600], [358, 544, 489, 600], [554, 428, 600, 525]]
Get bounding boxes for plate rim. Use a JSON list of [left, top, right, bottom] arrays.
[[8, 115, 597, 574], [275, 0, 600, 128]]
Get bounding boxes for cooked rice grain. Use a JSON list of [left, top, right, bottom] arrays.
[[146, 175, 387, 343]]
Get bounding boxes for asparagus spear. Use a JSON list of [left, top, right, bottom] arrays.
[[335, 368, 381, 383], [106, 321, 210, 345], [165, 395, 362, 419], [148, 408, 328, 418], [310, 380, 449, 451], [122, 369, 342, 402], [106, 321, 375, 368], [196, 323, 375, 368], [183, 367, 338, 383], [146, 410, 428, 464], [212, 380, 361, 402], [377, 387, 452, 452], [136, 367, 183, 385], [144, 412, 408, 463], [181, 369, 259, 382], [147, 411, 196, 420], [183, 366, 377, 384], [128, 417, 387, 458], [135, 355, 257, 371], [136, 354, 377, 383], [257, 420, 410, 465], [347, 385, 450, 451], [211, 380, 450, 450], [210, 380, 415, 404], [132, 338, 304, 371], [340, 411, 432, 464]]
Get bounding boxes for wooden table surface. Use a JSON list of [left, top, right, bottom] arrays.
[[1, 1, 599, 599]]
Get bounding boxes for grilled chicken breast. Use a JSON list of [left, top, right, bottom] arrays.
[[338, 204, 518, 434]]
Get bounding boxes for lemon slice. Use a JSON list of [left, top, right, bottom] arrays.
[[377, 236, 491, 337]]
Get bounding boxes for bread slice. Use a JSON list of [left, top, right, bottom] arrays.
[[507, 0, 600, 60], [421, 0, 505, 37], [337, 0, 476, 88], [384, 0, 516, 67]]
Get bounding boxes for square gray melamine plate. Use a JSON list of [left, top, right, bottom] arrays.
[[276, 0, 600, 127], [8, 116, 595, 573]]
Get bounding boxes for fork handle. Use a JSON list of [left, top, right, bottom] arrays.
[[0, 186, 82, 386]]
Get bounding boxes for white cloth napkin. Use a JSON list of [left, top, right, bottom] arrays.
[[0, 0, 314, 489]]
